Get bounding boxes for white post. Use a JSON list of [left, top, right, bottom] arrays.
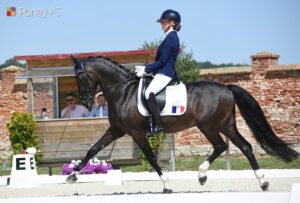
[[171, 133, 176, 171], [170, 150, 176, 172], [226, 137, 230, 170]]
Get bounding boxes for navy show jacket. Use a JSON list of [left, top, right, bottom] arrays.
[[145, 31, 180, 78]]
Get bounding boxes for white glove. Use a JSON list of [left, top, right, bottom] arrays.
[[134, 65, 145, 73], [134, 65, 146, 77]]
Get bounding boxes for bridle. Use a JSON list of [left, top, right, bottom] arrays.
[[74, 67, 96, 106]]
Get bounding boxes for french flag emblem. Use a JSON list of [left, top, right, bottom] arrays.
[[172, 106, 185, 114]]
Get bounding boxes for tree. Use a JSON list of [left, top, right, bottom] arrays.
[[140, 39, 163, 50], [140, 40, 200, 83], [176, 47, 200, 83], [0, 58, 26, 70], [197, 61, 248, 69], [7, 112, 42, 163]]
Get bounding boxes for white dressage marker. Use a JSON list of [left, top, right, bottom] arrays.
[[8, 154, 40, 188]]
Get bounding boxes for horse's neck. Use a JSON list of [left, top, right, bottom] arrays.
[[100, 72, 131, 90], [93, 64, 135, 100], [103, 77, 138, 106]]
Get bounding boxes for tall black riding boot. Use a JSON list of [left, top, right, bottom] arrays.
[[147, 92, 164, 137]]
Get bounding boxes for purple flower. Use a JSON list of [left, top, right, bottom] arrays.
[[60, 160, 113, 175], [60, 163, 76, 175], [94, 162, 113, 173], [80, 162, 95, 174]]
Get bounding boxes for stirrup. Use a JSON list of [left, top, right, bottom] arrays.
[[145, 116, 153, 137], [147, 126, 164, 137]]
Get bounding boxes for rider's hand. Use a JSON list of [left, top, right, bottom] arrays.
[[135, 66, 146, 77], [134, 65, 145, 72]]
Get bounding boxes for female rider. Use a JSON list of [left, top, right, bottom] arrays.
[[135, 9, 181, 136]]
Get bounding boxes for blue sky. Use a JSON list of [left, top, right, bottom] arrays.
[[1, 0, 299, 65]]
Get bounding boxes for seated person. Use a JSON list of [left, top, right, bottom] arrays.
[[61, 93, 89, 118], [89, 92, 108, 117]]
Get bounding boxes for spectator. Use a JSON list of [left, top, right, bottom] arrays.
[[61, 93, 89, 118], [89, 92, 108, 117]]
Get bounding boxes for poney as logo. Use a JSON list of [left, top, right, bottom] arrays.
[[7, 7, 17, 17]]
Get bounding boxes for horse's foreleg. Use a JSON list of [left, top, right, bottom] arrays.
[[66, 126, 124, 183], [132, 134, 172, 193]]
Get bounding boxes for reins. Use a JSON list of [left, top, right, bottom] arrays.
[[108, 74, 137, 89]]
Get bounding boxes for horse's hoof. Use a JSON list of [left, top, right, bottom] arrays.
[[66, 173, 78, 183], [261, 181, 269, 191], [163, 189, 172, 194], [199, 175, 207, 185]]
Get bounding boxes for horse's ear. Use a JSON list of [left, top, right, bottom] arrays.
[[70, 54, 82, 72], [70, 54, 80, 66]]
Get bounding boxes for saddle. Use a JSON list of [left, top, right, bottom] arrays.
[[141, 76, 180, 112], [137, 76, 187, 117]]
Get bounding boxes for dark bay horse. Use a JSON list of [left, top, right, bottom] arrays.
[[67, 55, 299, 193]]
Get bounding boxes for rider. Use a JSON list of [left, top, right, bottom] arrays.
[[135, 9, 181, 136]]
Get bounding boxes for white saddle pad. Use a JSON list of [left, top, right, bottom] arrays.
[[137, 78, 187, 117]]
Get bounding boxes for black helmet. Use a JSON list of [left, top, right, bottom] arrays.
[[157, 9, 181, 24]]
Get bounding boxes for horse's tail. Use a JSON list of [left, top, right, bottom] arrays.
[[227, 84, 299, 162]]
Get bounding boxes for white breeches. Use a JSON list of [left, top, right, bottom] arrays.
[[145, 74, 172, 100]]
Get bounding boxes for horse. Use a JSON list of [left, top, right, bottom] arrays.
[[66, 55, 299, 193]]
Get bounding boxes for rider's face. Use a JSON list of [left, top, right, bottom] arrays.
[[161, 20, 174, 33]]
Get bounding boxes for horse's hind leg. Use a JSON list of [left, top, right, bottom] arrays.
[[197, 127, 228, 185], [221, 124, 269, 191]]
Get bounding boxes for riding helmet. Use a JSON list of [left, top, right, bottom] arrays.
[[157, 9, 181, 24]]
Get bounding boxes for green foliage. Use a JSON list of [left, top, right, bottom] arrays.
[[197, 61, 248, 69], [140, 39, 162, 50], [0, 58, 25, 70], [7, 112, 42, 163], [176, 50, 200, 83], [141, 133, 166, 171]]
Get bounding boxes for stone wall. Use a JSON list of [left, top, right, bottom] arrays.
[[0, 66, 27, 160], [175, 52, 300, 157]]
